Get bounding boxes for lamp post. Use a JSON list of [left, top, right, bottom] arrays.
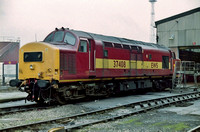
[[149, 0, 157, 43]]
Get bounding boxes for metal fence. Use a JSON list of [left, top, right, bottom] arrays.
[[0, 36, 20, 43], [0, 63, 18, 86], [172, 61, 200, 90]]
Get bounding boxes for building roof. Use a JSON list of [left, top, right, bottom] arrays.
[[155, 7, 200, 26], [0, 42, 19, 63]]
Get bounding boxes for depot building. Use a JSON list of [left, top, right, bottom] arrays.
[[155, 7, 200, 63]]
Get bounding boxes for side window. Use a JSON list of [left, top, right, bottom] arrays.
[[123, 45, 130, 49], [149, 54, 152, 60], [114, 43, 122, 48], [162, 56, 169, 69], [104, 50, 108, 57], [78, 40, 88, 52], [64, 32, 76, 45], [131, 46, 138, 50], [137, 47, 142, 53], [104, 42, 113, 47]]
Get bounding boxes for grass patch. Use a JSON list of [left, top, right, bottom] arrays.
[[134, 121, 143, 126], [163, 122, 189, 131], [118, 117, 139, 125], [152, 121, 167, 126]]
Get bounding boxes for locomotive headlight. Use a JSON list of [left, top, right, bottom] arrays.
[[30, 64, 35, 70]]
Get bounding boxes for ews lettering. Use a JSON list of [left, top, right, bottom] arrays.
[[151, 62, 158, 69]]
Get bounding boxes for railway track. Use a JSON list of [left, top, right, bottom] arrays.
[[0, 97, 25, 103], [188, 125, 200, 132], [0, 104, 37, 115], [0, 102, 58, 116], [0, 91, 200, 131]]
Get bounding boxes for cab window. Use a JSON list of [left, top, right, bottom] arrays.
[[64, 32, 76, 45], [78, 40, 88, 52], [44, 33, 53, 42], [53, 31, 64, 42]]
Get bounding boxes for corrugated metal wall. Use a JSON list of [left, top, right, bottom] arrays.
[[156, 12, 200, 47]]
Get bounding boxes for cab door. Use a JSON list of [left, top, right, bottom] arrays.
[[77, 39, 89, 76], [88, 39, 95, 73]]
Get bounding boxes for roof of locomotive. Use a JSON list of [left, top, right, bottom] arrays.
[[70, 29, 170, 51]]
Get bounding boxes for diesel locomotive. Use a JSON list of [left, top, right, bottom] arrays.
[[10, 27, 178, 104]]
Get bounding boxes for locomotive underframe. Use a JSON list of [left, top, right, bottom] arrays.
[[13, 76, 172, 104]]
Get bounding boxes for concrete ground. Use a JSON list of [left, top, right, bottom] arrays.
[[0, 86, 27, 103], [77, 94, 200, 132], [1, 85, 200, 131]]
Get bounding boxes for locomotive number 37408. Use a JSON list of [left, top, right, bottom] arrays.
[[113, 60, 126, 68]]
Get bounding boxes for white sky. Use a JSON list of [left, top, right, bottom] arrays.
[[0, 0, 200, 46]]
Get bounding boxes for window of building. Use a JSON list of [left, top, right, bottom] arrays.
[[162, 56, 169, 69], [78, 40, 88, 52]]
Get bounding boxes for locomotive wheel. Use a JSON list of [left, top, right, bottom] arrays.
[[153, 80, 165, 91], [55, 93, 67, 105], [54, 86, 71, 104]]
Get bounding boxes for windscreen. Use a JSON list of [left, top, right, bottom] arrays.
[[24, 52, 43, 62], [44, 31, 76, 45]]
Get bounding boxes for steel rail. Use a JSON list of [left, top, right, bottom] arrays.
[[0, 97, 25, 103], [0, 91, 200, 131], [187, 125, 200, 132], [0, 104, 38, 115], [0, 103, 56, 116]]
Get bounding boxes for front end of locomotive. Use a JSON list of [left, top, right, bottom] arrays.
[[10, 42, 60, 103]]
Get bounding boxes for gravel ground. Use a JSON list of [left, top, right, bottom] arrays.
[[76, 102, 200, 132], [0, 104, 93, 129], [76, 110, 200, 132], [1, 91, 200, 131]]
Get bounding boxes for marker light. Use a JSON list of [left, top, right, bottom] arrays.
[[30, 64, 34, 70]]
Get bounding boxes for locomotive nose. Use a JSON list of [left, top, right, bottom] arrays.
[[19, 42, 60, 80]]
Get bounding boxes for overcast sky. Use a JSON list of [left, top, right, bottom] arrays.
[[0, 0, 200, 46]]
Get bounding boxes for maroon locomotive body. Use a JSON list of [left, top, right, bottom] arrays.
[[10, 28, 177, 104]]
